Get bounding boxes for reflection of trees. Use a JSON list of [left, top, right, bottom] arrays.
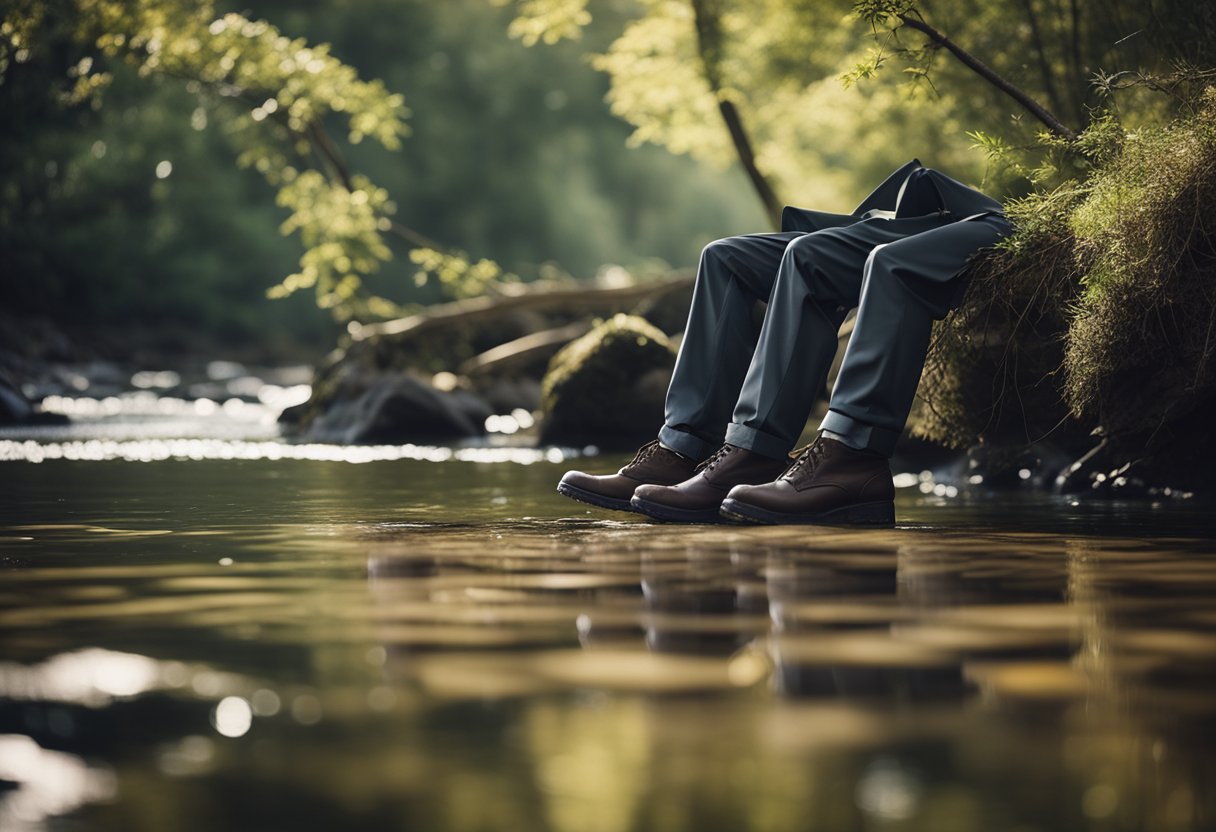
[[352, 526, 1216, 831], [1064, 538, 1216, 831]]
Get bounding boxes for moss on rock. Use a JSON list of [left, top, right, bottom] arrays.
[[540, 313, 676, 449]]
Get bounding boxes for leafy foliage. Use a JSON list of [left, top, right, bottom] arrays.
[[1064, 91, 1216, 437], [850, 0, 913, 27], [77, 0, 409, 319], [915, 186, 1084, 448], [490, 0, 591, 46], [2, 0, 413, 319], [270, 171, 396, 316], [496, 0, 984, 211], [408, 248, 513, 301], [2, 0, 767, 345], [499, 0, 1216, 213], [494, 0, 1203, 211]]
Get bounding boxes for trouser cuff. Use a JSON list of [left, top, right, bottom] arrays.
[[818, 410, 900, 457], [658, 425, 715, 461], [723, 423, 790, 461]]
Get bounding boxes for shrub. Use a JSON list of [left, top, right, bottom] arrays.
[[917, 88, 1216, 468]]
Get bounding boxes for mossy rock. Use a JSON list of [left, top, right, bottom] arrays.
[[540, 314, 675, 449]]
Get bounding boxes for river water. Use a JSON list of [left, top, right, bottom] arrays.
[[1, 393, 1214, 831]]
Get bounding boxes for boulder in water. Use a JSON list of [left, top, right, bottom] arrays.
[[0, 374, 33, 424], [303, 372, 491, 444], [539, 314, 676, 449]]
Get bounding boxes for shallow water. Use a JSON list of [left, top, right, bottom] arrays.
[[2, 454, 1215, 832]]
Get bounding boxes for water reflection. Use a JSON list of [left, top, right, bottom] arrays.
[[1, 460, 1215, 830], [361, 523, 1216, 830]]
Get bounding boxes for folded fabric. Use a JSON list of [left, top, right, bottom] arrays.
[[780, 159, 1004, 233]]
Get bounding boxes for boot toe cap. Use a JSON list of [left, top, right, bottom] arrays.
[[557, 470, 642, 513], [726, 481, 768, 501], [631, 483, 667, 501], [559, 469, 595, 489], [559, 470, 637, 501]]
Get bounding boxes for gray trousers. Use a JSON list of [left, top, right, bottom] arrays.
[[658, 213, 1013, 460]]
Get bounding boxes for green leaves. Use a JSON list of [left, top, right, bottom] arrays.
[[408, 248, 516, 300], [13, 0, 417, 320], [492, 0, 593, 46], [840, 47, 886, 88], [271, 171, 396, 316], [850, 0, 915, 27], [591, 4, 731, 166], [1, 4, 48, 87]]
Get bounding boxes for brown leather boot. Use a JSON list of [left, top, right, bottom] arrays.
[[720, 436, 895, 526], [557, 440, 699, 513], [630, 444, 791, 523]]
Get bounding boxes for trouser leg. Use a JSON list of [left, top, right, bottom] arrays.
[[820, 215, 1014, 456], [660, 233, 799, 460], [724, 216, 955, 460]]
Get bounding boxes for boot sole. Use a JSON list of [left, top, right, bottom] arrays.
[[719, 498, 895, 527], [630, 495, 734, 524], [556, 481, 638, 514]]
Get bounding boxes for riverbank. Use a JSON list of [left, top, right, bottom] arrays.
[[0, 308, 1201, 502]]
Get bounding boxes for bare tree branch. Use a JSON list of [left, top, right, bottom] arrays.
[[896, 11, 1078, 141], [1018, 0, 1066, 119], [714, 99, 783, 228], [460, 321, 593, 377], [689, 0, 783, 228], [303, 118, 451, 252], [1068, 0, 1084, 121]]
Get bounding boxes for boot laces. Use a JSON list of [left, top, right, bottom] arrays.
[[784, 436, 829, 481], [630, 440, 660, 465], [694, 444, 733, 475]]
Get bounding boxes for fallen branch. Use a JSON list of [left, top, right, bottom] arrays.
[[460, 321, 593, 377], [351, 271, 695, 342]]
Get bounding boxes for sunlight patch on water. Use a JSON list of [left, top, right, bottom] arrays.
[[39, 386, 312, 418], [0, 648, 165, 707], [212, 696, 254, 737], [0, 735, 117, 832], [0, 648, 291, 717], [0, 438, 576, 464]]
